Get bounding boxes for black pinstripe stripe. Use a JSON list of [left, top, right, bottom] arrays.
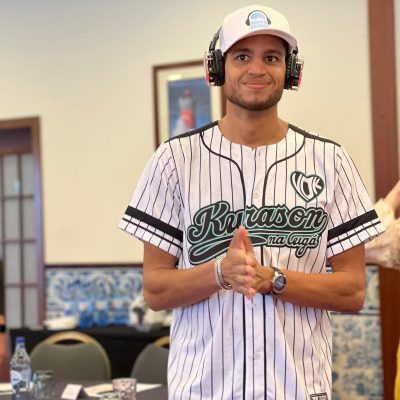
[[135, 146, 169, 207], [201, 127, 249, 400]]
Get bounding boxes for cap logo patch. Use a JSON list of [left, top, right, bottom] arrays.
[[246, 10, 271, 30]]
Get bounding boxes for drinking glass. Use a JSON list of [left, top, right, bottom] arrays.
[[112, 378, 137, 400], [32, 369, 55, 400]]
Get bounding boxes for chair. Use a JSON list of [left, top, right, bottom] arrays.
[[30, 331, 111, 380], [130, 336, 169, 384]]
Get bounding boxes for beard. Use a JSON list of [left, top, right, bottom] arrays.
[[224, 85, 284, 112]]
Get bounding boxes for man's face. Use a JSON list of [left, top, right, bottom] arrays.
[[223, 34, 287, 112]]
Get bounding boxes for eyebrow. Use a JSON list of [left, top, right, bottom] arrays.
[[230, 47, 285, 56]]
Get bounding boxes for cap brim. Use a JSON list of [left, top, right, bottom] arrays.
[[222, 29, 297, 55]]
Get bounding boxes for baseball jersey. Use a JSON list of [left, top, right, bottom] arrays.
[[119, 122, 384, 400]]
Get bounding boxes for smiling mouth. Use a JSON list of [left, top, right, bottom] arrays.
[[244, 81, 271, 89]]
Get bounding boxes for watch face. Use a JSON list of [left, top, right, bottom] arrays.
[[272, 274, 286, 293]]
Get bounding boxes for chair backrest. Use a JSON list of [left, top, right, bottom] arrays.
[[130, 337, 169, 384], [30, 331, 111, 380], [153, 335, 170, 347]]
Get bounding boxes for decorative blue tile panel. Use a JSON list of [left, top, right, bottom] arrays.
[[362, 265, 380, 313], [331, 265, 383, 400], [46, 267, 143, 327]]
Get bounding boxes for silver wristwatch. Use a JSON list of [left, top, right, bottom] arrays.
[[270, 267, 286, 294]]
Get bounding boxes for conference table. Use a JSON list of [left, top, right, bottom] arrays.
[[10, 325, 170, 378], [0, 381, 168, 399]]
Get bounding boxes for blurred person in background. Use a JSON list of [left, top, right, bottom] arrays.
[[0, 314, 9, 381], [365, 180, 400, 400]]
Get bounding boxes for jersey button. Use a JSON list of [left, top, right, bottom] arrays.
[[253, 352, 261, 360], [254, 191, 259, 199]]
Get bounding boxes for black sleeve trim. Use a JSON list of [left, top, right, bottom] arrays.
[[125, 206, 183, 242], [327, 209, 379, 241]]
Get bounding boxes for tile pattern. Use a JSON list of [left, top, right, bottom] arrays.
[[46, 267, 143, 327], [331, 265, 383, 400]]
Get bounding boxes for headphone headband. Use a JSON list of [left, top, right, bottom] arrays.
[[209, 28, 221, 53]]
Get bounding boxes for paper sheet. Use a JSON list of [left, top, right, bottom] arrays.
[[0, 383, 12, 395], [83, 382, 162, 397]]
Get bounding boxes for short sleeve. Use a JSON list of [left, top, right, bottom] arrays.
[[326, 147, 385, 258], [118, 143, 183, 258]]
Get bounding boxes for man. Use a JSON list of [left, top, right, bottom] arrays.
[[119, 5, 384, 399]]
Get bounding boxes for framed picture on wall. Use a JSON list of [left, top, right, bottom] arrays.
[[153, 60, 225, 148]]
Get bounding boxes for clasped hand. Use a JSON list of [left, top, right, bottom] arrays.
[[220, 225, 272, 298]]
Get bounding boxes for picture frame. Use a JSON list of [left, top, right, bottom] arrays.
[[153, 60, 225, 148]]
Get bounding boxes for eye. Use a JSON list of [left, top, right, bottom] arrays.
[[236, 54, 250, 61], [265, 55, 278, 63]]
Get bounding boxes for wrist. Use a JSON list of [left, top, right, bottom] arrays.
[[270, 266, 286, 294], [214, 254, 232, 290], [258, 267, 273, 293]]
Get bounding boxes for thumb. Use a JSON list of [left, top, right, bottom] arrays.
[[229, 225, 247, 250]]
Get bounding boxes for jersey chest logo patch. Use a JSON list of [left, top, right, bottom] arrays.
[[187, 201, 328, 265], [291, 171, 324, 202]]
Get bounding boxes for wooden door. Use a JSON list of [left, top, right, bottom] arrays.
[[0, 117, 44, 328]]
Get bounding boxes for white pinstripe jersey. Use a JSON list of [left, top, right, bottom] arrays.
[[119, 122, 384, 400]]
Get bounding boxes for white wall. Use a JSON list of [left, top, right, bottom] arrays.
[[0, 0, 374, 263]]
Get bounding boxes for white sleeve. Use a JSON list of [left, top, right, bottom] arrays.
[[326, 147, 385, 258], [118, 143, 183, 258]]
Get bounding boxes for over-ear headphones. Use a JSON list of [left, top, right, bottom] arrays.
[[204, 29, 304, 90], [284, 48, 303, 90], [204, 29, 225, 87]]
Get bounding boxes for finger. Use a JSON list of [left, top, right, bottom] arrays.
[[229, 225, 247, 250], [245, 287, 256, 300], [242, 228, 255, 256], [245, 264, 256, 277]]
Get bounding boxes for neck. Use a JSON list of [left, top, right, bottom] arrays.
[[218, 102, 288, 148]]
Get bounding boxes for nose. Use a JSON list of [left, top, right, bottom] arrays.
[[247, 58, 266, 75]]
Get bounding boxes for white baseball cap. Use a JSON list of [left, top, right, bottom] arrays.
[[219, 5, 297, 55]]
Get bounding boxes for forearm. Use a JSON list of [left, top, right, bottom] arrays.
[[143, 260, 219, 311], [244, 243, 367, 313], [272, 269, 366, 312]]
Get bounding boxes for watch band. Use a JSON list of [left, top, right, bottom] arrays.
[[0, 324, 5, 333]]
